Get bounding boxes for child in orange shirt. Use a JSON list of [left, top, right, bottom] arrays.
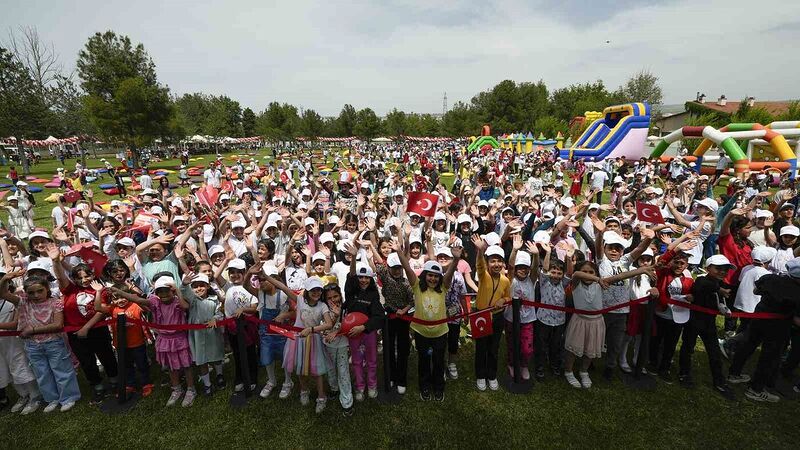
[[92, 280, 152, 397]]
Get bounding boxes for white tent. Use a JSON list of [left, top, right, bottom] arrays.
[[190, 135, 208, 143], [371, 137, 393, 143]]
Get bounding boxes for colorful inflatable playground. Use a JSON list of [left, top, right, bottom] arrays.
[[559, 102, 652, 161], [651, 121, 800, 178]]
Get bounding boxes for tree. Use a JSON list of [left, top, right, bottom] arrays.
[[0, 47, 50, 171], [441, 101, 481, 137], [616, 70, 663, 111], [205, 95, 241, 136], [256, 102, 299, 141], [336, 104, 357, 136], [354, 108, 381, 140], [241, 107, 256, 136], [299, 109, 324, 139], [4, 26, 62, 103], [533, 115, 568, 140], [383, 108, 408, 137], [77, 31, 172, 167], [550, 81, 617, 122]]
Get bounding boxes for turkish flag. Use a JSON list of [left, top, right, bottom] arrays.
[[196, 185, 219, 208], [78, 247, 108, 278], [279, 170, 290, 184], [220, 179, 233, 193], [406, 191, 439, 217], [636, 201, 665, 224], [469, 309, 493, 339]]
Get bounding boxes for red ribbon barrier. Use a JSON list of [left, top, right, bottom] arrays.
[[663, 299, 788, 320]]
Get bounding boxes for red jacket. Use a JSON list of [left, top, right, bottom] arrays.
[[654, 250, 694, 311]]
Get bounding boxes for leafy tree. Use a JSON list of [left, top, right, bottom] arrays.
[[336, 104, 357, 136], [204, 95, 241, 136], [777, 101, 800, 122], [354, 108, 382, 140], [550, 81, 617, 122], [241, 107, 256, 136], [0, 47, 50, 171], [256, 102, 299, 141], [533, 115, 568, 140], [732, 98, 775, 125], [300, 109, 324, 139], [383, 108, 407, 137], [441, 101, 482, 137], [616, 70, 663, 109], [77, 31, 172, 167]]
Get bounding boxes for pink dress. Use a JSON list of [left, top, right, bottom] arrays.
[[148, 295, 192, 370]]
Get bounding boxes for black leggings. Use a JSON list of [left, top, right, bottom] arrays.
[[68, 327, 119, 387], [447, 323, 460, 356], [386, 317, 411, 387], [649, 316, 683, 374], [228, 332, 258, 386]]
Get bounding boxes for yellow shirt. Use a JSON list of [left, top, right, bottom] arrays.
[[475, 256, 511, 310], [410, 281, 448, 338]]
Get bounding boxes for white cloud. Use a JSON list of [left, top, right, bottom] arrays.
[[1, 0, 798, 116]]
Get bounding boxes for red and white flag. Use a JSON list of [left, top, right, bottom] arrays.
[[196, 185, 219, 208], [406, 191, 439, 218], [636, 202, 665, 224], [469, 309, 493, 339], [78, 247, 108, 278]]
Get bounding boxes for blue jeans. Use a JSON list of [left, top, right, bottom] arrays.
[[126, 345, 151, 387], [24, 339, 81, 404], [703, 233, 719, 262]]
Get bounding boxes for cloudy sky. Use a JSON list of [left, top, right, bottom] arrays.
[[2, 0, 799, 116]]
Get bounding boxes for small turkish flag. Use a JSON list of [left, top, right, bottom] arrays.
[[406, 191, 439, 217], [469, 309, 493, 339], [196, 185, 219, 207], [78, 247, 108, 278], [279, 170, 290, 184], [636, 201, 665, 224]]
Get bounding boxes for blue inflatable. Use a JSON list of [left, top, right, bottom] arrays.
[[99, 183, 116, 189]]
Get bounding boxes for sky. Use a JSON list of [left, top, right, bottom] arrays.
[[2, 0, 799, 117]]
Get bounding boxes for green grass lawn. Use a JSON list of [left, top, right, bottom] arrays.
[[0, 150, 798, 448]]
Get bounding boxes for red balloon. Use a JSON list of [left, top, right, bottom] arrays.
[[340, 312, 369, 334]]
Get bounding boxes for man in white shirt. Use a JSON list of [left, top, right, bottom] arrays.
[[590, 166, 609, 203], [139, 170, 153, 190], [203, 163, 222, 188]]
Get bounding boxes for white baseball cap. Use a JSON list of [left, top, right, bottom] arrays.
[[422, 260, 444, 275], [482, 232, 501, 247], [751, 246, 777, 263], [355, 263, 375, 277], [780, 225, 800, 237], [693, 198, 718, 213], [434, 212, 446, 221], [191, 274, 210, 285], [304, 277, 324, 291], [208, 245, 225, 257], [319, 232, 335, 244], [755, 209, 773, 219], [304, 217, 316, 227], [228, 259, 246, 270], [532, 230, 551, 244], [116, 237, 136, 248], [386, 253, 401, 268], [263, 264, 279, 276], [485, 245, 505, 259], [457, 214, 472, 224], [28, 230, 51, 241], [153, 276, 176, 290], [434, 247, 452, 258], [785, 257, 800, 278], [26, 260, 50, 273], [514, 251, 532, 267], [705, 254, 735, 269], [312, 251, 327, 262], [603, 231, 629, 248], [231, 220, 247, 229]]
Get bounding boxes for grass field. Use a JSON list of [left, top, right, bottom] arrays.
[[0, 150, 798, 449]]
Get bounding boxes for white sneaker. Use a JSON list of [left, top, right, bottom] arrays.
[[565, 373, 582, 388], [278, 382, 293, 399], [488, 379, 499, 391], [21, 399, 40, 415], [397, 385, 406, 395], [521, 367, 531, 380], [260, 382, 276, 399], [315, 397, 327, 414], [166, 388, 183, 407], [181, 389, 196, 407], [234, 383, 244, 393], [507, 365, 515, 378], [300, 390, 310, 406], [11, 396, 28, 413], [745, 388, 780, 403], [448, 363, 458, 379], [354, 390, 365, 401], [579, 372, 592, 389], [60, 401, 76, 412], [476, 378, 487, 391], [43, 400, 60, 413], [367, 388, 378, 399]]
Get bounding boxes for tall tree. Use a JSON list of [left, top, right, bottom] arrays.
[[383, 108, 407, 137], [616, 70, 663, 110], [354, 108, 381, 140], [336, 104, 357, 136], [256, 102, 299, 141], [241, 107, 256, 136], [77, 31, 173, 167], [550, 81, 617, 122], [300, 109, 324, 139], [441, 101, 481, 137], [0, 47, 50, 171]]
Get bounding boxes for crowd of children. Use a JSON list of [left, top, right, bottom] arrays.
[[1, 144, 799, 418]]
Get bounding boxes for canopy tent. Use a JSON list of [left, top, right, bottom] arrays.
[[371, 137, 393, 143], [1, 135, 87, 147]]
